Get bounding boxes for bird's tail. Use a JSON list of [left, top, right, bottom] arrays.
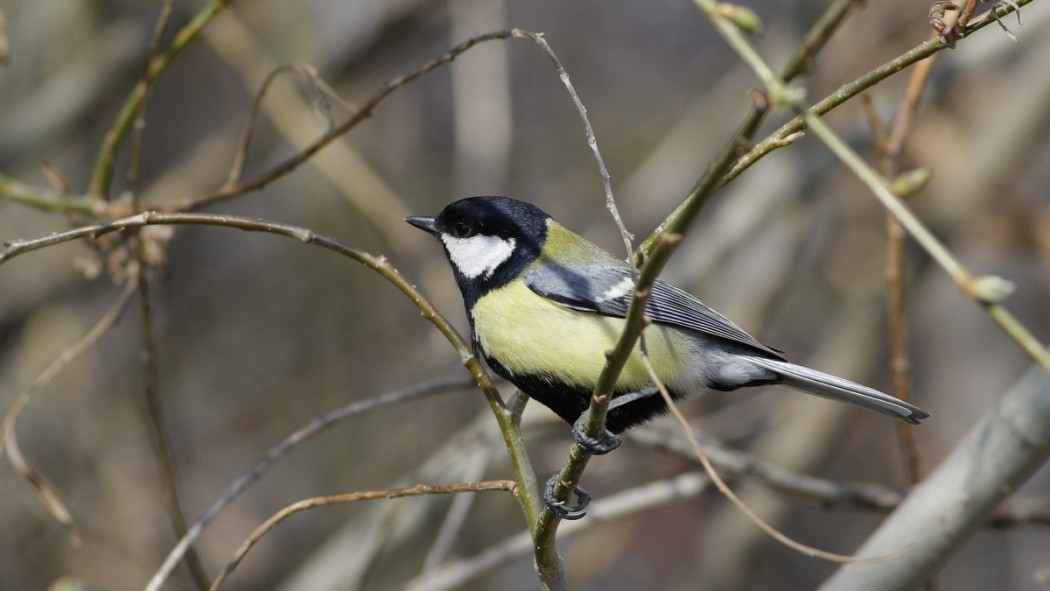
[[745, 356, 930, 424]]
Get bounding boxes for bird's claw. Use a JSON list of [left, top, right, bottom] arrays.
[[544, 471, 591, 520], [572, 414, 622, 455]]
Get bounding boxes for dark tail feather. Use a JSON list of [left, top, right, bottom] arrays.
[[746, 357, 930, 424]]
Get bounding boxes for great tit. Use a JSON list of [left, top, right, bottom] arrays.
[[408, 196, 928, 513]]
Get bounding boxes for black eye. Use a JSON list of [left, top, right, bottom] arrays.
[[452, 221, 472, 237]]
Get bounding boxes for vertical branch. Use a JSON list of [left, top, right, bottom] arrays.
[[137, 273, 211, 590], [877, 55, 939, 484]]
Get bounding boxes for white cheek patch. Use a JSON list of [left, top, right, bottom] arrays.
[[441, 234, 516, 279], [598, 276, 635, 302]]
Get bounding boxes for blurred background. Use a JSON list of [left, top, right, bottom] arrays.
[[1, 0, 1049, 589]]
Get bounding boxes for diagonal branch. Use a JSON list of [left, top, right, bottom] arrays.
[[819, 355, 1050, 589], [539, 0, 876, 569], [720, 0, 1033, 192], [90, 0, 235, 200]]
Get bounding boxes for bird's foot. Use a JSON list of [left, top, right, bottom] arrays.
[[544, 471, 591, 520], [572, 413, 622, 455]]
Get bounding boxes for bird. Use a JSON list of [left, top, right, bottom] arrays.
[[407, 196, 929, 516]]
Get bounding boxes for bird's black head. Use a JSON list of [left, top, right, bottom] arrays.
[[406, 196, 550, 305]]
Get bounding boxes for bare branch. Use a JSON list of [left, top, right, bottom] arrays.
[[136, 273, 210, 590], [146, 376, 475, 591], [1, 280, 139, 545], [125, 0, 176, 203], [404, 472, 711, 591], [208, 481, 517, 591], [820, 356, 1050, 589], [90, 0, 236, 200], [166, 30, 520, 213], [224, 63, 357, 189]]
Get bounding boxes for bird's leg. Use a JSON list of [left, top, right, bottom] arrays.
[[548, 388, 661, 519], [543, 471, 591, 520], [571, 387, 659, 455]]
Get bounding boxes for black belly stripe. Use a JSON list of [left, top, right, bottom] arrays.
[[484, 354, 684, 433]]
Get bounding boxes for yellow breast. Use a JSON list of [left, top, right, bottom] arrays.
[[471, 280, 692, 391]]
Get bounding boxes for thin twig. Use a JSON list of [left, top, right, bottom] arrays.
[[207, 481, 517, 591], [515, 32, 632, 254], [0, 172, 109, 216], [1, 280, 139, 545], [0, 213, 472, 373], [126, 0, 175, 203], [642, 0, 862, 254], [403, 471, 712, 591], [137, 274, 210, 590], [145, 375, 475, 591], [90, 0, 235, 200], [780, 0, 866, 81], [164, 30, 521, 213], [638, 356, 876, 563], [223, 63, 357, 188], [876, 54, 940, 484], [721, 0, 1033, 191]]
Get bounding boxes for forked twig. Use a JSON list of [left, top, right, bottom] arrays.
[[165, 30, 521, 213], [90, 0, 235, 199], [224, 62, 358, 188]]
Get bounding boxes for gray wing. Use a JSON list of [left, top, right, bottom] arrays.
[[524, 264, 783, 359]]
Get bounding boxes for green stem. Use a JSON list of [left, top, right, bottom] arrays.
[[0, 173, 106, 216], [802, 113, 968, 283], [690, 0, 1050, 381], [722, 0, 1033, 189], [642, 0, 861, 253], [89, 0, 234, 200]]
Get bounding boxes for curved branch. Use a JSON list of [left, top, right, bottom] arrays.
[[208, 481, 517, 591]]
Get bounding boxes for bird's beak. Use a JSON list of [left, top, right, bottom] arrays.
[[405, 216, 440, 235]]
